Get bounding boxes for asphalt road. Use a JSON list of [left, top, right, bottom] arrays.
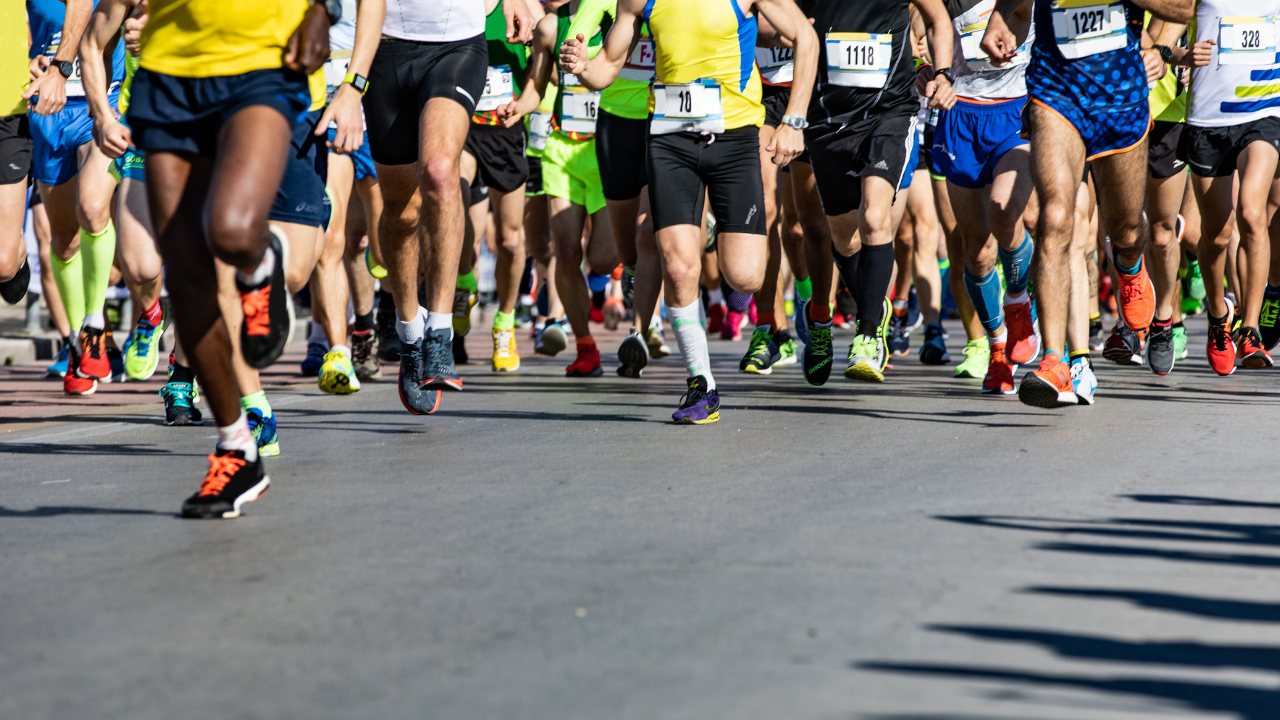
[[2, 320, 1278, 720]]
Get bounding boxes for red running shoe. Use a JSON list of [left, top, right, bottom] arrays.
[[706, 304, 726, 335], [76, 326, 110, 380], [722, 310, 744, 341], [1004, 299, 1039, 365], [1238, 327, 1273, 369], [1017, 353, 1077, 408], [982, 342, 1016, 395], [1207, 318, 1236, 376], [566, 342, 603, 377], [64, 346, 98, 395]]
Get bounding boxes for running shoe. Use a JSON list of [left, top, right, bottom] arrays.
[[536, 320, 567, 356], [1017, 353, 1077, 408], [603, 297, 625, 330], [350, 328, 383, 380], [1103, 321, 1142, 366], [0, 257, 29, 304], [1172, 325, 1188, 360], [1004, 299, 1040, 365], [1115, 256, 1156, 332], [453, 289, 476, 336], [906, 288, 922, 332], [982, 343, 1016, 395], [452, 333, 469, 365], [236, 230, 293, 369], [1182, 295, 1203, 317], [672, 375, 719, 425], [706, 304, 726, 335], [106, 346, 127, 384], [774, 330, 798, 367], [919, 323, 950, 365], [160, 381, 203, 426], [645, 325, 671, 358], [566, 342, 604, 377], [1259, 285, 1280, 350], [1070, 355, 1097, 406], [398, 336, 442, 415], [1207, 317, 1236, 376], [181, 449, 270, 520], [246, 407, 280, 457], [64, 346, 97, 395], [620, 268, 635, 310], [887, 311, 910, 356], [793, 298, 811, 346], [1185, 257, 1206, 300], [617, 328, 648, 378], [1238, 327, 1273, 369], [376, 308, 401, 362], [721, 309, 744, 341], [1146, 322, 1175, 376], [492, 328, 521, 372], [590, 305, 605, 325], [125, 311, 163, 381], [319, 350, 362, 394], [844, 299, 890, 382], [300, 341, 326, 377], [421, 327, 464, 390], [76, 326, 110, 380], [1088, 318, 1105, 352], [47, 343, 69, 378], [365, 246, 387, 279], [740, 326, 781, 374], [954, 337, 990, 378], [803, 321, 834, 386]]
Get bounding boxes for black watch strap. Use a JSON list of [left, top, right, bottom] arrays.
[[936, 68, 955, 85], [1154, 44, 1173, 63], [54, 60, 75, 79]]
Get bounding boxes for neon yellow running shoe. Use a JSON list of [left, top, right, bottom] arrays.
[[365, 246, 387, 279], [954, 337, 991, 378], [453, 289, 477, 336], [318, 350, 362, 394], [844, 298, 891, 382], [492, 328, 520, 372], [125, 309, 163, 380]]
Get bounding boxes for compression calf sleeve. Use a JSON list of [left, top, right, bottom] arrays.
[[853, 243, 893, 336], [998, 231, 1033, 297], [51, 249, 85, 332], [963, 267, 1005, 333], [669, 300, 714, 390]]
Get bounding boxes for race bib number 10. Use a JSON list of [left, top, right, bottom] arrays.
[[1218, 16, 1279, 67], [1049, 0, 1127, 59], [826, 32, 893, 88], [650, 79, 725, 135]]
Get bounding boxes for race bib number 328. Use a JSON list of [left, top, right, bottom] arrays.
[[1218, 16, 1280, 67]]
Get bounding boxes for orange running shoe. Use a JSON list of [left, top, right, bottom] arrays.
[[64, 346, 98, 395], [566, 342, 603, 377], [1004, 300, 1039, 365], [1017, 353, 1077, 408], [75, 326, 110, 380], [235, 231, 293, 369], [1238, 327, 1273, 369], [1116, 258, 1156, 332], [1207, 318, 1236, 376], [982, 342, 1016, 395]]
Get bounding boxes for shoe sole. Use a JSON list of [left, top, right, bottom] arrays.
[[319, 370, 361, 394], [618, 337, 649, 378], [65, 381, 98, 396], [774, 355, 797, 367], [1103, 344, 1142, 365], [1147, 354, 1174, 376], [982, 385, 1016, 395], [1241, 357, 1273, 369], [493, 360, 521, 372], [742, 364, 773, 375], [1076, 389, 1096, 405], [566, 367, 604, 378], [1017, 375, 1077, 408], [164, 415, 205, 427], [844, 362, 884, 383], [536, 328, 567, 356], [422, 378, 465, 391], [258, 441, 281, 457], [125, 354, 160, 382], [919, 345, 950, 365], [673, 411, 719, 425], [355, 367, 384, 381], [183, 477, 270, 520]]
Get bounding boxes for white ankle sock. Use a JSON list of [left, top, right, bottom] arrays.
[[82, 311, 105, 330], [396, 306, 425, 345], [235, 246, 276, 288], [426, 311, 453, 333], [669, 300, 715, 390], [330, 344, 351, 358], [217, 410, 258, 462]]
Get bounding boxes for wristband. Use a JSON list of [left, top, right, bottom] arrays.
[[344, 73, 369, 95]]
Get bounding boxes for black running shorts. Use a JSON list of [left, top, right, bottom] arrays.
[[1177, 117, 1280, 179], [596, 108, 647, 201], [647, 126, 766, 235], [1147, 120, 1186, 179], [525, 155, 544, 196], [0, 114, 32, 185], [269, 109, 330, 228], [804, 110, 916, 217], [363, 34, 488, 166], [463, 122, 528, 194]]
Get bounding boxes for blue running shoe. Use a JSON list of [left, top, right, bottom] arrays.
[[672, 375, 720, 425], [906, 288, 922, 332], [47, 342, 70, 378], [793, 298, 811, 346], [246, 407, 280, 456], [919, 323, 950, 365], [300, 341, 326, 377], [160, 381, 204, 426]]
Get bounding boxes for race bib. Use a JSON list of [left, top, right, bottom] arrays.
[[560, 86, 600, 134], [620, 38, 657, 82], [650, 79, 725, 135], [1218, 16, 1279, 67], [959, 19, 992, 66], [476, 65, 515, 112], [755, 46, 795, 85], [323, 51, 352, 101], [826, 32, 893, 88], [528, 110, 551, 151], [1049, 1, 1127, 59]]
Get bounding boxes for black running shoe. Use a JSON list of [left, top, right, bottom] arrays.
[[1102, 321, 1142, 365], [398, 336, 441, 415], [236, 231, 293, 369], [617, 328, 649, 378], [452, 332, 469, 365], [421, 327, 464, 391], [1088, 318, 1105, 352], [739, 326, 780, 374], [1259, 285, 1280, 350], [620, 267, 635, 310], [376, 308, 402, 361], [181, 449, 270, 519], [160, 381, 204, 426], [1146, 322, 1174, 376], [0, 257, 29, 305], [803, 321, 834, 386]]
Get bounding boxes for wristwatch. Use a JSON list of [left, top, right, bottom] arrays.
[[935, 68, 955, 85], [780, 114, 808, 131], [1153, 44, 1173, 63], [344, 72, 369, 95], [53, 60, 75, 80], [310, 0, 342, 25]]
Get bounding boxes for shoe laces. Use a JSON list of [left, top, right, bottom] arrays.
[[81, 329, 104, 360], [160, 382, 194, 407], [199, 453, 246, 496], [424, 333, 451, 373], [849, 334, 876, 360], [241, 287, 272, 336], [1209, 322, 1231, 351], [132, 323, 155, 355], [747, 327, 772, 355], [809, 327, 832, 355], [678, 378, 709, 409], [352, 331, 374, 364]]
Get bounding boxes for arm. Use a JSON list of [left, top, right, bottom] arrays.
[[911, 0, 956, 110], [123, 0, 146, 56], [79, 0, 134, 158], [317, 0, 387, 153], [559, 0, 644, 91], [284, 4, 331, 76], [502, 0, 536, 44], [1141, 20, 1187, 84], [25, 0, 93, 115], [754, 0, 818, 166], [498, 12, 557, 127], [1129, 0, 1193, 24], [980, 0, 1031, 67]]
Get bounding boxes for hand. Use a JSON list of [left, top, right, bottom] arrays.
[[94, 116, 132, 159], [29, 55, 47, 84], [1190, 39, 1214, 68], [497, 93, 538, 128], [317, 83, 364, 154], [913, 36, 927, 61], [767, 124, 804, 167], [1141, 47, 1166, 84], [914, 64, 933, 96], [559, 34, 588, 76], [925, 74, 956, 110], [979, 16, 1018, 67], [24, 58, 68, 116], [124, 0, 147, 56], [284, 4, 330, 75], [503, 0, 535, 44]]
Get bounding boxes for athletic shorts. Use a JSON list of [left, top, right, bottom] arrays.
[[111, 147, 146, 183], [804, 110, 917, 217], [933, 96, 1028, 189], [269, 109, 330, 228], [1146, 120, 1185, 179], [1177, 117, 1280, 179], [468, 179, 489, 206], [595, 108, 647, 201], [1025, 45, 1150, 161], [526, 155, 544, 196], [327, 128, 376, 180], [363, 34, 487, 166], [901, 131, 920, 190], [0, 114, 31, 185], [647, 126, 766, 235], [128, 68, 312, 159], [542, 132, 606, 214], [29, 98, 112, 186], [463, 122, 528, 194]]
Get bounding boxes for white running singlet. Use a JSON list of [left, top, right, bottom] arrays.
[[383, 0, 486, 43], [950, 0, 1034, 101], [1188, 0, 1280, 128]]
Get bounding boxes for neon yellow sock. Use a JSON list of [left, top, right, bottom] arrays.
[[81, 221, 117, 322], [456, 270, 478, 293], [51, 250, 85, 331], [493, 309, 515, 332], [240, 390, 272, 416]]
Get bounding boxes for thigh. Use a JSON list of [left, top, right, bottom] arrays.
[[363, 40, 420, 167], [705, 130, 765, 235], [1025, 103, 1087, 236], [419, 96, 472, 170], [988, 144, 1034, 221], [208, 106, 293, 237], [647, 133, 705, 231], [1090, 139, 1149, 239], [1192, 173, 1237, 243]]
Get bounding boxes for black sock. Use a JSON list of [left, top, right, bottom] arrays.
[[853, 243, 894, 335], [832, 244, 861, 304], [1173, 321, 1185, 330], [354, 312, 374, 332], [170, 362, 193, 385], [377, 290, 395, 315]]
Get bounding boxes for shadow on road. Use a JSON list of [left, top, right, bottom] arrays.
[[0, 505, 171, 517], [0, 442, 176, 456]]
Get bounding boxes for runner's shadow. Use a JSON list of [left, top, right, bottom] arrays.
[[0, 505, 171, 517], [1022, 586, 1280, 623], [1123, 493, 1280, 509], [0, 442, 175, 456]]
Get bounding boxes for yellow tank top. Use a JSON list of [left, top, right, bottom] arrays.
[[644, 0, 763, 130], [140, 0, 309, 78], [0, 0, 27, 116]]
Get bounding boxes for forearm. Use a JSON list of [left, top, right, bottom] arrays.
[[782, 28, 817, 118], [348, 0, 385, 78], [79, 5, 123, 118], [59, 0, 94, 63]]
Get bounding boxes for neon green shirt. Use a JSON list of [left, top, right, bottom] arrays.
[[565, 0, 651, 121], [1145, 12, 1187, 124]]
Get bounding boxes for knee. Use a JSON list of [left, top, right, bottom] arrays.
[[77, 197, 113, 231], [988, 204, 1022, 242], [1239, 205, 1269, 240], [0, 248, 21, 280], [1037, 199, 1075, 239], [419, 156, 460, 200], [498, 226, 522, 258], [1150, 220, 1177, 250], [205, 213, 263, 266], [862, 205, 893, 238]]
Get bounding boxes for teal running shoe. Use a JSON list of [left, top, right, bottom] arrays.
[[246, 407, 280, 457], [160, 382, 204, 426], [47, 342, 69, 378], [126, 311, 164, 380]]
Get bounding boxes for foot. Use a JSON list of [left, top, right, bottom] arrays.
[[1207, 316, 1236, 376], [1238, 327, 1273, 369], [421, 328, 464, 390], [773, 330, 798, 367], [672, 375, 720, 425], [802, 321, 834, 386], [566, 342, 604, 377], [1186, 259, 1206, 301], [1116, 257, 1156, 332], [106, 346, 127, 384], [125, 311, 163, 381], [887, 311, 910, 356], [398, 336, 442, 415], [492, 328, 521, 372], [1146, 322, 1175, 376], [350, 328, 383, 380], [246, 407, 280, 457], [76, 326, 110, 380], [1172, 325, 1188, 360], [616, 329, 649, 378], [793, 298, 811, 346], [236, 231, 293, 369], [160, 381, 204, 426], [1070, 355, 1097, 405], [376, 308, 402, 362], [706, 304, 726, 335], [721, 310, 745, 341], [1004, 299, 1040, 366], [954, 338, 990, 379], [1017, 353, 1077, 408], [64, 346, 97, 395], [181, 449, 270, 520], [982, 343, 1016, 395], [535, 321, 567, 356], [453, 288, 477, 336], [1088, 318, 1105, 352], [47, 343, 69, 378], [1102, 321, 1143, 366], [740, 326, 780, 374], [919, 323, 950, 365], [300, 341, 327, 377], [1259, 286, 1280, 350], [603, 297, 625, 330], [844, 333, 887, 383], [644, 325, 671, 358], [319, 350, 362, 394]]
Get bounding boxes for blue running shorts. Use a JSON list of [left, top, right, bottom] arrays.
[[29, 97, 115, 186], [327, 127, 376, 180], [1025, 44, 1150, 160], [270, 109, 330, 229], [933, 97, 1029, 189]]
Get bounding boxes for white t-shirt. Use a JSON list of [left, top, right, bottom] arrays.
[[383, 0, 486, 43], [1188, 0, 1280, 127], [949, 0, 1033, 102]]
